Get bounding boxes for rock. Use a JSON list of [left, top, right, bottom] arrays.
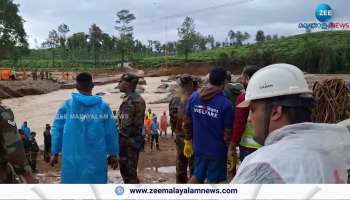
[[95, 92, 106, 96], [167, 75, 179, 81], [158, 178, 167, 183], [158, 83, 169, 89], [110, 90, 120, 94], [155, 83, 177, 94], [155, 88, 168, 94], [138, 78, 146, 85], [149, 93, 175, 104]]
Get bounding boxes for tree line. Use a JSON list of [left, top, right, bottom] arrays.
[[2, 1, 348, 74], [1, 1, 280, 69]]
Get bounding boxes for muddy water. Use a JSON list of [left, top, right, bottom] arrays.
[[2, 76, 172, 146]]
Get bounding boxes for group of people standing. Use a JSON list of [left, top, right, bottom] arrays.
[[170, 64, 350, 184], [1, 63, 350, 184], [142, 109, 169, 152]]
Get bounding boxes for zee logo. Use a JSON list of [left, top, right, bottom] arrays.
[[315, 3, 333, 22], [115, 185, 125, 196]]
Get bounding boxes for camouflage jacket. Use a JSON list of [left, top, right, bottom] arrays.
[[0, 106, 32, 183], [169, 95, 180, 127], [118, 92, 146, 150], [169, 93, 191, 136]]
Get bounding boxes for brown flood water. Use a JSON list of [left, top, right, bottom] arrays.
[[3, 76, 179, 183], [2, 76, 170, 146]]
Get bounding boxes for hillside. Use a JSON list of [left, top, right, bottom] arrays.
[[1, 31, 350, 73], [133, 31, 350, 73]]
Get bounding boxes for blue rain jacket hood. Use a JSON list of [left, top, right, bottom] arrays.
[[51, 92, 119, 183], [21, 124, 31, 141]]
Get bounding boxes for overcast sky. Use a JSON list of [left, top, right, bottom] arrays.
[[13, 0, 350, 48]]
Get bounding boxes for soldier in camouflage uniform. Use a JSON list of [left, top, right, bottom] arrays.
[[117, 73, 146, 183], [169, 75, 197, 183], [0, 104, 36, 183]]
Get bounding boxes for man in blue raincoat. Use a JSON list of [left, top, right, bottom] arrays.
[[21, 121, 31, 141], [51, 72, 119, 183]]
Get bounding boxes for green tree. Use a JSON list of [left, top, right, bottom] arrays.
[[164, 41, 177, 55], [256, 30, 265, 43], [153, 40, 161, 54], [88, 24, 103, 68], [235, 31, 249, 45], [196, 33, 208, 51], [67, 32, 88, 61], [133, 39, 142, 55], [177, 16, 197, 61], [266, 35, 272, 41], [115, 9, 135, 68], [228, 30, 250, 45], [243, 32, 250, 43], [42, 30, 60, 67], [58, 24, 70, 48], [58, 23, 70, 59], [228, 30, 236, 45], [215, 41, 221, 48], [207, 34, 215, 49], [0, 0, 28, 61]]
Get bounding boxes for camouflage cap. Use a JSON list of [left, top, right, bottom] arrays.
[[179, 74, 194, 87], [120, 73, 139, 85]]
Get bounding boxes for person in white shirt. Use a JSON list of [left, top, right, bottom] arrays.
[[232, 63, 350, 184]]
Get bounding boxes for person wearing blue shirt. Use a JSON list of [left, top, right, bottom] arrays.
[[51, 72, 119, 183], [151, 115, 160, 151], [21, 121, 31, 141], [184, 67, 234, 183]]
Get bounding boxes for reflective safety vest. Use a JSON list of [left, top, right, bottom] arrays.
[[239, 122, 262, 149], [146, 112, 154, 121]]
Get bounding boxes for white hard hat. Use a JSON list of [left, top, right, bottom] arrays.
[[238, 63, 312, 107]]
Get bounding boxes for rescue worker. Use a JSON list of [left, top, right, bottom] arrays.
[[169, 111, 176, 137], [169, 74, 196, 183], [43, 124, 51, 163], [144, 115, 152, 143], [228, 65, 261, 181], [51, 72, 119, 183], [20, 121, 31, 142], [0, 104, 36, 183], [45, 71, 49, 80], [40, 71, 44, 80], [223, 70, 244, 180], [117, 73, 146, 183], [146, 108, 154, 121], [160, 111, 168, 136], [22, 70, 27, 80], [18, 129, 30, 155], [32, 70, 38, 80], [29, 132, 39, 172], [184, 68, 234, 183], [151, 115, 160, 151], [223, 70, 244, 109], [232, 63, 350, 183]]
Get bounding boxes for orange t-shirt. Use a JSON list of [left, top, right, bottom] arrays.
[[144, 118, 152, 135]]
